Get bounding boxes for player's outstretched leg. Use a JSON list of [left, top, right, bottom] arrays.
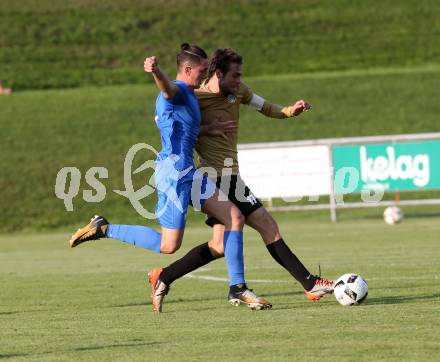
[[149, 244, 273, 312], [69, 215, 109, 248], [148, 263, 272, 312], [69, 215, 163, 253], [245, 207, 335, 301], [266, 239, 335, 300]]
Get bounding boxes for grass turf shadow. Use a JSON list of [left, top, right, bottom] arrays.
[[364, 293, 440, 305], [0, 342, 163, 360]]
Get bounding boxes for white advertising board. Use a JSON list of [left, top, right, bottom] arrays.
[[237, 145, 331, 199]]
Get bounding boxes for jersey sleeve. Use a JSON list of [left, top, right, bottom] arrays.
[[172, 82, 187, 104], [239, 82, 254, 104]]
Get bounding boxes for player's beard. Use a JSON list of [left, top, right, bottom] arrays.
[[219, 79, 238, 96]]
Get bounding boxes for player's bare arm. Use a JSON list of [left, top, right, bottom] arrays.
[[248, 92, 311, 118], [199, 117, 238, 138], [144, 56, 178, 99]]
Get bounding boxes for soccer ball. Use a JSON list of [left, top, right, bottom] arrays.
[[334, 273, 368, 306], [383, 206, 403, 225]]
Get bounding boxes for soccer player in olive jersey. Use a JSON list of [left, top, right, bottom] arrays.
[[149, 48, 335, 311], [68, 44, 271, 313]]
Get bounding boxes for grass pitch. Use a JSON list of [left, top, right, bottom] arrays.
[[1, 215, 439, 361]]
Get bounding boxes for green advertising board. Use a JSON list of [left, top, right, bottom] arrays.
[[333, 140, 440, 193]]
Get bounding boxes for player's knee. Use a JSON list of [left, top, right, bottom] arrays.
[[160, 236, 182, 254], [160, 243, 180, 254], [261, 229, 281, 244], [261, 221, 281, 242]]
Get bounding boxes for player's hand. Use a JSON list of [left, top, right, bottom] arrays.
[[291, 99, 312, 116], [144, 56, 158, 73], [207, 117, 237, 139]]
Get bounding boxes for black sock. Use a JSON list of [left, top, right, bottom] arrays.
[[160, 242, 216, 286], [266, 239, 316, 291], [229, 283, 248, 292]]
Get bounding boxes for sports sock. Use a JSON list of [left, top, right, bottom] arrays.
[[229, 283, 248, 292], [160, 242, 216, 286], [224, 230, 245, 286], [106, 224, 161, 253], [266, 238, 317, 290]]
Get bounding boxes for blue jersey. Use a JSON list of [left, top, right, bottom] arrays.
[[154, 80, 201, 176], [152, 80, 214, 229]]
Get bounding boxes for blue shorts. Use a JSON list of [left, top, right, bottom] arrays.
[[155, 168, 216, 229]]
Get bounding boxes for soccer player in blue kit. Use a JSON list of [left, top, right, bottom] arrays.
[[69, 44, 272, 312]]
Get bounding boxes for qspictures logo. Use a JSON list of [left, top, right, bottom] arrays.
[[54, 143, 164, 219], [54, 143, 247, 219]]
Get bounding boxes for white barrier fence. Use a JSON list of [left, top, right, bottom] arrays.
[[237, 132, 440, 221]]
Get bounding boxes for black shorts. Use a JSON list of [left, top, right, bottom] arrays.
[[205, 175, 263, 227]]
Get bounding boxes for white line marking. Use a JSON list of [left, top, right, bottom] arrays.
[[183, 272, 439, 284], [184, 274, 290, 283]]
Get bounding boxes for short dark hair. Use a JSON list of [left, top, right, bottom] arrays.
[[207, 48, 242, 79], [177, 43, 208, 69]]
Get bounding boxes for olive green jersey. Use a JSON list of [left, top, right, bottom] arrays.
[[195, 82, 254, 175]]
